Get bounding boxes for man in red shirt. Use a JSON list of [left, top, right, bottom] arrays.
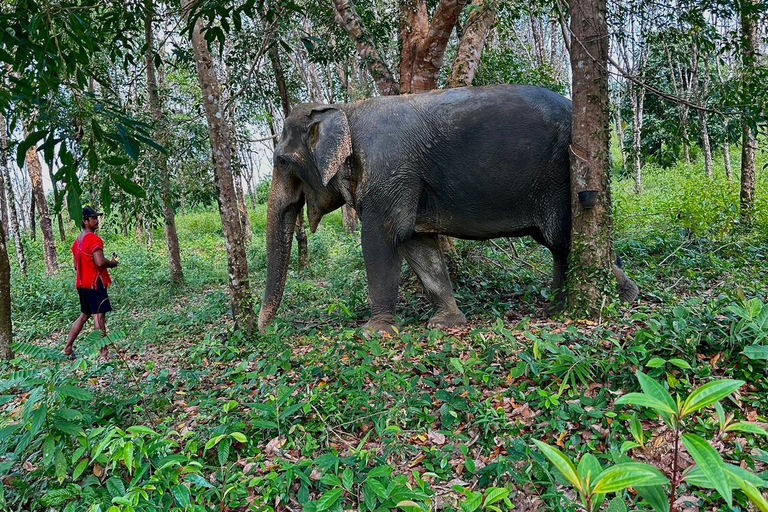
[[63, 207, 119, 360]]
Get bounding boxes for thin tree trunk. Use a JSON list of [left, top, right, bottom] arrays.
[[0, 164, 8, 248], [46, 163, 66, 241], [739, 0, 758, 222], [631, 87, 645, 193], [723, 126, 732, 181], [692, 48, 713, 178], [615, 90, 628, 177], [30, 193, 36, 241], [269, 45, 309, 269], [145, 0, 184, 286], [0, 217, 12, 360], [568, 0, 615, 317], [530, 8, 546, 67], [184, 0, 254, 334], [25, 140, 58, 274]]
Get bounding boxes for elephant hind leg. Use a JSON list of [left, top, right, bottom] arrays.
[[549, 248, 569, 313], [400, 234, 467, 328]]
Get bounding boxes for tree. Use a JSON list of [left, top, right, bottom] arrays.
[[0, 217, 11, 360], [145, 0, 184, 287], [739, 0, 759, 222], [184, 0, 255, 334], [24, 135, 59, 275], [0, 117, 27, 275], [568, 0, 617, 315]]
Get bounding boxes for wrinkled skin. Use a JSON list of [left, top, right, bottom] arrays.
[[260, 85, 578, 334]]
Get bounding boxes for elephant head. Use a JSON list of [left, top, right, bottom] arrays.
[[258, 105, 353, 333]]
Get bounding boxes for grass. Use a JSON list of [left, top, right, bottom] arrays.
[[2, 150, 768, 511]]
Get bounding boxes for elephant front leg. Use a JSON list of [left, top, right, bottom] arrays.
[[400, 234, 467, 329], [360, 226, 402, 335]]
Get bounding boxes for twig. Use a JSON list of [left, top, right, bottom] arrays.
[[658, 240, 690, 267], [489, 239, 544, 275]]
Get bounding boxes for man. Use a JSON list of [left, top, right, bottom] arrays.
[[63, 207, 119, 360]]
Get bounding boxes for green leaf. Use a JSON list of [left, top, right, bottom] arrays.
[[630, 414, 644, 445], [685, 463, 766, 489], [615, 393, 676, 415], [126, 425, 158, 437], [681, 380, 744, 418], [483, 488, 510, 507], [636, 485, 670, 512], [620, 441, 642, 453], [724, 422, 768, 436], [218, 438, 230, 466], [736, 476, 768, 512], [668, 358, 691, 369], [171, 484, 191, 507], [646, 357, 666, 368], [186, 473, 215, 489], [43, 435, 55, 467], [230, 432, 247, 443], [73, 458, 88, 480], [592, 463, 669, 494], [578, 453, 602, 490], [205, 434, 225, 450], [111, 172, 146, 199], [743, 345, 768, 360], [607, 497, 628, 512], [681, 433, 732, 506], [315, 488, 343, 512], [461, 491, 483, 512], [55, 448, 67, 483], [342, 468, 354, 491], [57, 385, 93, 402], [16, 130, 47, 168], [367, 478, 388, 499], [636, 371, 677, 416], [532, 440, 582, 493], [106, 477, 126, 498]]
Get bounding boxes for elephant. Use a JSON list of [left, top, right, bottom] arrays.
[[258, 84, 634, 334]]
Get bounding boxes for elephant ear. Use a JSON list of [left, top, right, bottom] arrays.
[[307, 106, 352, 187]]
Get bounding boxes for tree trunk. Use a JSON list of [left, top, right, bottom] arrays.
[[0, 218, 12, 360], [449, 0, 497, 88], [530, 8, 546, 67], [723, 126, 732, 181], [3, 122, 30, 274], [145, 0, 184, 286], [692, 49, 713, 178], [30, 193, 36, 241], [184, 0, 254, 334], [739, 0, 758, 222], [631, 86, 645, 194], [25, 140, 58, 274], [614, 91, 628, 177], [46, 163, 66, 241], [0, 164, 8, 248], [568, 0, 616, 317], [269, 45, 309, 268], [332, 0, 399, 96]]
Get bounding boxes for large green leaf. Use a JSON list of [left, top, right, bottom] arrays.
[[577, 454, 604, 509], [743, 345, 768, 360], [111, 172, 146, 199], [615, 393, 676, 415], [315, 488, 343, 512], [592, 463, 669, 494], [16, 130, 47, 168], [681, 380, 744, 418], [532, 440, 582, 493], [636, 372, 677, 410], [685, 463, 767, 489], [57, 385, 93, 401], [681, 434, 732, 506], [735, 476, 768, 512], [636, 484, 670, 512], [724, 422, 768, 436]]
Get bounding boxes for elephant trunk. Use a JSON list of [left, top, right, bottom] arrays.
[[259, 171, 304, 333]]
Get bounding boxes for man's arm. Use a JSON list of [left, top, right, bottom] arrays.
[[92, 249, 119, 269]]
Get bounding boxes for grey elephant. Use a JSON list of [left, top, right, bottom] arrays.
[[258, 84, 634, 334]]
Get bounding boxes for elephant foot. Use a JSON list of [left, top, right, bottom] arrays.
[[361, 316, 399, 337], [427, 309, 467, 329]]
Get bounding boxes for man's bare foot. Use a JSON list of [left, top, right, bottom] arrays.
[[99, 348, 110, 362]]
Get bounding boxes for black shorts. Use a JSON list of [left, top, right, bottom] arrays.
[[77, 279, 112, 315]]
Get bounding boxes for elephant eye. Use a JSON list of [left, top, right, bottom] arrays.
[[276, 155, 288, 167]]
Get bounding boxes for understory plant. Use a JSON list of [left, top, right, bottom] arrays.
[[536, 372, 768, 511]]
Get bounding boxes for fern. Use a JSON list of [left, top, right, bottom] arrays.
[[80, 331, 126, 355], [0, 370, 39, 392], [11, 342, 66, 362], [38, 487, 78, 507]]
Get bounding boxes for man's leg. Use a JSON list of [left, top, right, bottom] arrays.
[[93, 313, 109, 359], [64, 313, 90, 356]]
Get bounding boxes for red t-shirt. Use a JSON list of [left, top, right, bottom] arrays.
[[72, 232, 112, 289]]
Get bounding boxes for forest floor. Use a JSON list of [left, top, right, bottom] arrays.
[[3, 161, 768, 511]]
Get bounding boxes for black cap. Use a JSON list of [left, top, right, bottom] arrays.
[[82, 207, 103, 219]]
